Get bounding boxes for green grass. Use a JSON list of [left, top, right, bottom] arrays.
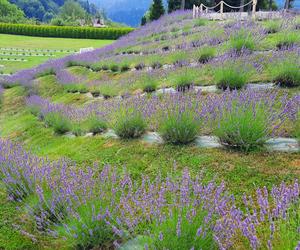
[[0, 34, 113, 74], [0, 188, 38, 250], [0, 86, 299, 248]]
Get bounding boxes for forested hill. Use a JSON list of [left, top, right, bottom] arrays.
[[8, 0, 100, 23]]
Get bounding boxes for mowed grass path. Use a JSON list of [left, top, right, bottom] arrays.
[[0, 34, 113, 74]]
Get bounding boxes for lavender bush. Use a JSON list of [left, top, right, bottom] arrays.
[[114, 109, 147, 139], [44, 112, 72, 134], [0, 139, 299, 249], [214, 63, 252, 90], [269, 56, 300, 87], [213, 102, 270, 151], [26, 88, 300, 144], [159, 110, 200, 145]]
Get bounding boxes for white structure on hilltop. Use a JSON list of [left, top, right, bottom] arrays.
[[93, 18, 106, 28]]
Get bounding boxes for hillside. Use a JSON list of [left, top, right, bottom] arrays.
[[0, 10, 300, 250], [90, 0, 167, 26]]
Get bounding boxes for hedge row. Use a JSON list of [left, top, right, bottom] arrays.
[[0, 23, 134, 40]]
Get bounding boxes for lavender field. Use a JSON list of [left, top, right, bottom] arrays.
[[0, 10, 300, 250]]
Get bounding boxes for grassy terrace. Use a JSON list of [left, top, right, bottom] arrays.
[[0, 11, 299, 250], [0, 34, 113, 74]]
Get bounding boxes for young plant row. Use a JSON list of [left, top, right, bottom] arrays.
[[2, 15, 299, 90], [27, 89, 300, 152], [55, 52, 300, 100], [0, 139, 299, 249]]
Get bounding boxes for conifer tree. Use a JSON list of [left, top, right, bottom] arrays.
[[149, 0, 165, 21]]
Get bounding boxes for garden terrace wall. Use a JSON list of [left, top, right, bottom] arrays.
[[0, 23, 134, 40]]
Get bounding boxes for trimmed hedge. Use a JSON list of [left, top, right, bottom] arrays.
[[0, 23, 134, 40]]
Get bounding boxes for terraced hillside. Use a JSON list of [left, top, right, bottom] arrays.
[[0, 10, 299, 250]]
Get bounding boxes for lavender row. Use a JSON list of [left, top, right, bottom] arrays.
[[1, 12, 299, 88], [0, 139, 299, 249], [26, 88, 300, 137]]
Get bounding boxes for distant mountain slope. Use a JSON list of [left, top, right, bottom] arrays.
[[91, 0, 153, 27]]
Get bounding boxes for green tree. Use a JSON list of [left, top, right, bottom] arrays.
[[59, 0, 86, 22], [0, 0, 25, 23], [141, 15, 147, 25], [149, 0, 165, 21]]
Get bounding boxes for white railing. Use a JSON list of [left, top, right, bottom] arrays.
[[193, 0, 257, 19]]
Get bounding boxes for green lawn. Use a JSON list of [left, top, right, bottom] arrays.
[[0, 34, 113, 74]]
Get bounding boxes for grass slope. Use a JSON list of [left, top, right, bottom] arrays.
[[0, 34, 113, 74]]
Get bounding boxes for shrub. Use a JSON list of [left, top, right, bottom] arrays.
[[44, 112, 71, 134], [64, 84, 88, 93], [85, 115, 107, 134], [174, 71, 195, 92], [2, 168, 34, 201], [135, 63, 145, 70], [269, 58, 300, 87], [71, 122, 86, 136], [101, 64, 109, 71], [160, 110, 200, 145], [196, 46, 215, 63], [114, 109, 146, 139], [35, 68, 56, 78], [142, 76, 157, 93], [214, 64, 250, 90], [293, 112, 300, 139], [264, 20, 281, 34], [31, 192, 66, 232], [213, 103, 269, 152], [276, 32, 300, 49], [120, 63, 130, 72], [151, 61, 162, 69], [194, 18, 206, 27], [0, 23, 134, 39], [28, 105, 42, 118], [57, 201, 115, 249], [151, 209, 216, 250], [171, 51, 188, 66], [110, 64, 119, 72], [229, 29, 255, 52]]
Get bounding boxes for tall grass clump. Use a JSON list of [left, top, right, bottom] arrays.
[[264, 20, 282, 34], [64, 83, 88, 93], [213, 102, 270, 152], [110, 64, 119, 72], [229, 29, 255, 52], [269, 57, 300, 87], [142, 76, 158, 93], [0, 86, 3, 108], [170, 51, 189, 67], [196, 46, 216, 64], [114, 109, 146, 139], [159, 110, 200, 145], [57, 201, 115, 249], [276, 32, 300, 49], [174, 70, 195, 92], [44, 112, 71, 134], [214, 63, 251, 90], [85, 115, 107, 134], [151, 208, 216, 250], [71, 122, 86, 136], [293, 111, 300, 139], [193, 18, 207, 27]]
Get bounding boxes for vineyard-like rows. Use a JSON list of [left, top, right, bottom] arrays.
[[0, 10, 299, 250]]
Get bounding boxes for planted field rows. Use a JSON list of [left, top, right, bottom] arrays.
[[0, 10, 299, 250]]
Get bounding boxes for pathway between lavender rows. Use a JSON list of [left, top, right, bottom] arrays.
[[82, 83, 277, 101], [64, 130, 300, 153]]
